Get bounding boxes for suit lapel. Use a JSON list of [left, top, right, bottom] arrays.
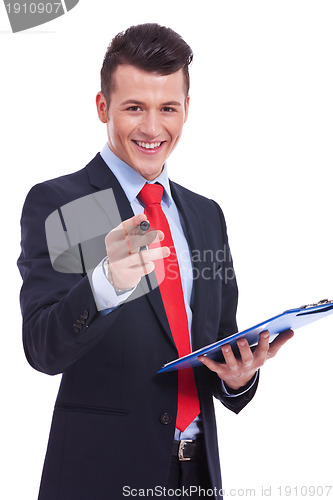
[[170, 182, 211, 352], [86, 154, 134, 221]]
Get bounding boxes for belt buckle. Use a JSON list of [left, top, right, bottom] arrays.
[[178, 439, 194, 461]]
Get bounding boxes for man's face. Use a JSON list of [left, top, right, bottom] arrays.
[[96, 65, 189, 181]]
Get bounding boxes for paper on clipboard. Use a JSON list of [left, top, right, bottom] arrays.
[[158, 299, 333, 374]]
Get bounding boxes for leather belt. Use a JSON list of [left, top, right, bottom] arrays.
[[172, 439, 204, 461]]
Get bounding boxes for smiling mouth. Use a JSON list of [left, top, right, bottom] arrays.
[[133, 140, 165, 151]]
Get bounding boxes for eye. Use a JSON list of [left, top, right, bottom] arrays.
[[126, 106, 142, 112], [161, 107, 176, 113]]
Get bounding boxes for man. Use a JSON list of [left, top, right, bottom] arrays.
[[18, 23, 293, 499]]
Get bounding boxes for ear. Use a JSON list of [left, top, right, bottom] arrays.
[[96, 92, 108, 123], [184, 95, 190, 123]]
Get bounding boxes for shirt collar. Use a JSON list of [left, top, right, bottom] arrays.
[[100, 143, 172, 207]]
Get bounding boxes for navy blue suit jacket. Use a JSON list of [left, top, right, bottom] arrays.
[[18, 154, 258, 500]]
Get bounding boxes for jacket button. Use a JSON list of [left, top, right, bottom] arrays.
[[73, 324, 79, 333], [160, 413, 172, 425], [79, 315, 86, 324], [82, 309, 89, 320]]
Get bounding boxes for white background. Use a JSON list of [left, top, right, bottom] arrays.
[[1, 1, 332, 498]]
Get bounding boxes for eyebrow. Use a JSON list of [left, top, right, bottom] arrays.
[[120, 100, 182, 107], [162, 101, 182, 107]]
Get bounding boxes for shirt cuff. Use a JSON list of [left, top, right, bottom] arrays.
[[91, 258, 136, 313], [221, 371, 258, 397]]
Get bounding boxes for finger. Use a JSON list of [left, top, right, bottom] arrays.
[[109, 246, 170, 287], [113, 247, 170, 275], [126, 229, 163, 253], [109, 214, 148, 241], [106, 228, 164, 261], [108, 245, 171, 289], [129, 246, 170, 267], [105, 216, 149, 262], [134, 260, 155, 277], [237, 338, 253, 367], [121, 213, 148, 233], [268, 329, 294, 358], [121, 215, 165, 243], [221, 344, 238, 369], [253, 331, 270, 365], [198, 355, 226, 376]]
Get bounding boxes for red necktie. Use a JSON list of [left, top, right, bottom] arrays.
[[138, 183, 200, 432]]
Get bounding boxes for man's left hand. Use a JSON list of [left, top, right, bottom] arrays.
[[198, 329, 294, 391]]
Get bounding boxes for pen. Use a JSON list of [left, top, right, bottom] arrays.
[[139, 220, 150, 233], [138, 221, 150, 251]]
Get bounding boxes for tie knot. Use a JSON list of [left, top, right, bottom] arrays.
[[138, 183, 164, 207]]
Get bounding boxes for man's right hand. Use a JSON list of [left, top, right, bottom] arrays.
[[104, 214, 170, 291]]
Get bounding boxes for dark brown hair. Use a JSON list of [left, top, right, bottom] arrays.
[[101, 23, 193, 109]]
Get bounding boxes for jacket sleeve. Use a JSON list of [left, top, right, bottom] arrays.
[[17, 182, 123, 376], [213, 371, 259, 414]]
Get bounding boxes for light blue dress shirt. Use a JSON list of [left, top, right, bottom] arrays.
[[92, 143, 257, 441]]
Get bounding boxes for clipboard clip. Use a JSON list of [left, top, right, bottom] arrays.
[[300, 298, 333, 309]]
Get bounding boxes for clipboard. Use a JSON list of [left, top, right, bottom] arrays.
[[158, 299, 333, 374]]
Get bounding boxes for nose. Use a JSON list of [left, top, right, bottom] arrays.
[[138, 111, 162, 139]]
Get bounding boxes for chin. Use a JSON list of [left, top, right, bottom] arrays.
[[141, 170, 162, 181], [135, 163, 163, 180]]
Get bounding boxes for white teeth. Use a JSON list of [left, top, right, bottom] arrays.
[[136, 141, 162, 149]]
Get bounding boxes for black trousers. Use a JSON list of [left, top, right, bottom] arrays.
[[166, 451, 214, 499]]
